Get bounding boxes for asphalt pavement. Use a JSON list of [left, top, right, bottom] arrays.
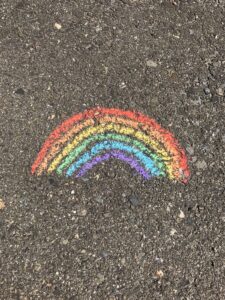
[[0, 0, 225, 299]]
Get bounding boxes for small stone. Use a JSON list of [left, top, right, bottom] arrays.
[[100, 250, 109, 258], [95, 25, 102, 32], [203, 87, 211, 95], [95, 196, 104, 204], [119, 81, 126, 89], [196, 160, 207, 170], [216, 87, 224, 96], [15, 88, 25, 95], [146, 59, 158, 68], [78, 209, 87, 216], [0, 199, 5, 210], [186, 145, 194, 155], [156, 270, 164, 278], [151, 96, 159, 104], [35, 263, 42, 272], [170, 228, 177, 236], [104, 213, 110, 218], [155, 257, 164, 263], [48, 114, 55, 120], [179, 210, 185, 219], [94, 174, 100, 180], [93, 233, 98, 239], [192, 156, 197, 162], [62, 239, 69, 245], [81, 177, 89, 182], [128, 194, 140, 206], [96, 273, 105, 285], [54, 22, 62, 30], [121, 258, 126, 265], [71, 190, 75, 195]]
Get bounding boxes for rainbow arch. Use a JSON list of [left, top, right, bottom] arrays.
[[31, 107, 190, 183]]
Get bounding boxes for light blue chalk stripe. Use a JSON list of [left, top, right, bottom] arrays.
[[66, 141, 160, 177]]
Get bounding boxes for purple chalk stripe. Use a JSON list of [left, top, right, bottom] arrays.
[[75, 150, 151, 179]]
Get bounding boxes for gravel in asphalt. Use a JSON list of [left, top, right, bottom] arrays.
[[0, 0, 225, 299]]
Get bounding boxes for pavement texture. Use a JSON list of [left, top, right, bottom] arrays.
[[0, 0, 225, 299]]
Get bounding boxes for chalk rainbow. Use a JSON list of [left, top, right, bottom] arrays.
[[31, 107, 190, 183]]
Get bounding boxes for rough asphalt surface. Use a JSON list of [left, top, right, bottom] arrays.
[[0, 0, 225, 299]]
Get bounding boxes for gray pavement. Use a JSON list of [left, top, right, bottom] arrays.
[[0, 0, 225, 299]]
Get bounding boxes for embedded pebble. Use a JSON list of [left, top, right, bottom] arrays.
[[95, 196, 104, 204], [95, 25, 102, 32], [186, 145, 194, 155], [204, 87, 211, 95], [61, 239, 69, 245], [95, 273, 105, 285], [0, 199, 5, 210], [54, 22, 62, 30], [216, 87, 224, 96], [77, 208, 87, 216], [15, 88, 25, 95], [100, 250, 109, 258], [48, 114, 55, 120], [104, 213, 111, 218], [155, 257, 164, 263], [34, 263, 42, 272], [196, 160, 207, 170], [170, 228, 177, 236], [179, 210, 185, 219], [146, 59, 158, 68], [192, 156, 197, 162], [128, 194, 140, 206], [156, 270, 164, 278]]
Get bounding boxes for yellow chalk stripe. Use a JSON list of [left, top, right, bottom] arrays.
[[48, 123, 174, 178], [36, 118, 95, 175], [100, 115, 174, 165], [100, 115, 141, 129], [95, 116, 177, 174]]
